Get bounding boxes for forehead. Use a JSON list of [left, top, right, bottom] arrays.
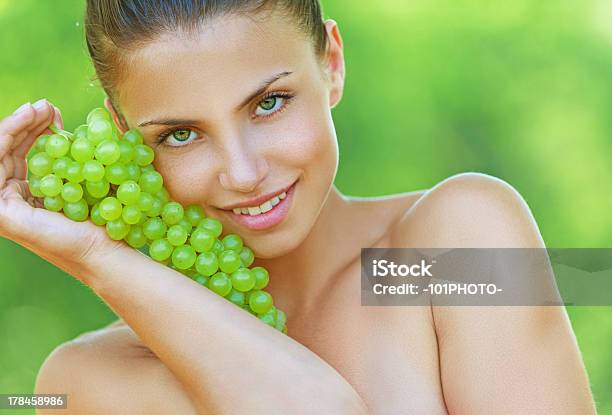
[[117, 10, 315, 120]]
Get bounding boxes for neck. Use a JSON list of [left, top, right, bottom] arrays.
[[252, 185, 374, 317]]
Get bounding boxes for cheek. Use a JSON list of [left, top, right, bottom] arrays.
[[264, 106, 338, 173], [151, 149, 219, 206]]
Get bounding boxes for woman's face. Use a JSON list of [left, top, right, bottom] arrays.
[[112, 10, 344, 258]]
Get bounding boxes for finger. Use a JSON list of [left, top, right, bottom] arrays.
[[0, 103, 36, 160], [0, 153, 15, 185], [52, 105, 64, 130], [13, 100, 56, 158]]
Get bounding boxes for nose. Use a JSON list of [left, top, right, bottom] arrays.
[[218, 136, 269, 193]]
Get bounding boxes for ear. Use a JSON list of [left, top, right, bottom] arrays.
[[322, 19, 345, 109], [104, 97, 129, 133]]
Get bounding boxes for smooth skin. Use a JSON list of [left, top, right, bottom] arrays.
[[0, 7, 595, 415]]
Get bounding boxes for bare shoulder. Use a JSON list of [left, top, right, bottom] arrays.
[[35, 325, 198, 415], [390, 171, 545, 248], [389, 172, 596, 414]]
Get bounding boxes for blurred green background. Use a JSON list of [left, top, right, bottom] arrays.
[[1, 0, 611, 413]]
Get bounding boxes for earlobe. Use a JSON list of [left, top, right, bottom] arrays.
[[104, 97, 129, 133]]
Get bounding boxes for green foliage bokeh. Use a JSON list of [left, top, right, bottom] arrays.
[[0, 1, 610, 413]]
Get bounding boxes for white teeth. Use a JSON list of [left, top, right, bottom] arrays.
[[231, 189, 288, 216], [260, 201, 273, 213], [248, 206, 262, 216]]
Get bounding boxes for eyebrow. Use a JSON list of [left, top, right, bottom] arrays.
[[138, 70, 293, 128]]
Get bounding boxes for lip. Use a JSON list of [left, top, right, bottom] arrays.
[[219, 180, 297, 211], [221, 180, 297, 231]]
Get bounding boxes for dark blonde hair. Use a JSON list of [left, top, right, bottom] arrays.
[[84, 0, 328, 107]]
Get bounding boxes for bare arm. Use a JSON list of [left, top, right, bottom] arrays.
[[70, 244, 369, 415], [397, 172, 596, 414]]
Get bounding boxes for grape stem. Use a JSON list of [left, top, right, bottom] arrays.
[[49, 123, 74, 139]]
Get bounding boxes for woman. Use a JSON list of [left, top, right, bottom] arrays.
[[0, 0, 596, 413]]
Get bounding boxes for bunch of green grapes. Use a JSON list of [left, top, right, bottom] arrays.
[[26, 107, 287, 334]]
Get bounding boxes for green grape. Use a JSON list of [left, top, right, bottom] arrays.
[[99, 196, 123, 221], [90, 203, 107, 226], [218, 250, 242, 274], [208, 272, 232, 297], [121, 205, 142, 225], [139, 170, 163, 194], [149, 238, 173, 262], [183, 269, 200, 279], [161, 202, 184, 225], [65, 162, 84, 183], [32, 106, 288, 333], [117, 140, 135, 163], [211, 239, 224, 255], [43, 195, 64, 212], [171, 245, 197, 270], [155, 188, 171, 205], [248, 290, 273, 314], [275, 309, 286, 331], [117, 180, 141, 205], [86, 107, 111, 124], [142, 217, 167, 240], [134, 144, 154, 166], [222, 234, 243, 252], [61, 182, 83, 203], [125, 162, 141, 182], [73, 124, 88, 141], [197, 217, 222, 238], [28, 152, 54, 177], [39, 174, 63, 197], [34, 134, 50, 152], [190, 228, 215, 253], [88, 118, 113, 145], [52, 157, 71, 178], [177, 218, 193, 234], [82, 160, 105, 182], [194, 275, 210, 287], [83, 189, 102, 207], [70, 138, 95, 162], [259, 312, 277, 328], [86, 179, 110, 198], [105, 163, 128, 185], [166, 225, 188, 246], [63, 199, 89, 222], [252, 266, 270, 290], [125, 226, 147, 249], [106, 218, 130, 240], [145, 197, 163, 217], [45, 134, 70, 158], [95, 139, 121, 165], [227, 289, 246, 306], [137, 192, 154, 212], [195, 251, 218, 276], [231, 267, 256, 292], [123, 129, 144, 146], [28, 176, 44, 197], [239, 246, 255, 267], [185, 204, 206, 226]]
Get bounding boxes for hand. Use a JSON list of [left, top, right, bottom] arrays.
[[0, 99, 129, 281]]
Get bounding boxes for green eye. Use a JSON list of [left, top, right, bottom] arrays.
[[173, 129, 191, 141], [259, 97, 276, 111]]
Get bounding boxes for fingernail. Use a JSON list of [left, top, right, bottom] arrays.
[[13, 102, 31, 114], [33, 98, 48, 110]]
